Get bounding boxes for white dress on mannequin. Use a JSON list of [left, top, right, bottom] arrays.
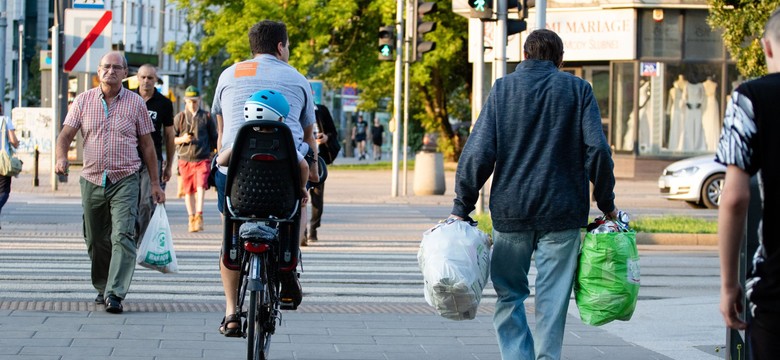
[[681, 81, 706, 151], [667, 76, 687, 151], [701, 78, 720, 151]]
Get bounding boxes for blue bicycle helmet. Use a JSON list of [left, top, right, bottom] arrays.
[[244, 89, 290, 121]]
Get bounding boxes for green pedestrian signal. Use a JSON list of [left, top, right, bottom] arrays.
[[378, 26, 395, 61], [468, 0, 492, 19]]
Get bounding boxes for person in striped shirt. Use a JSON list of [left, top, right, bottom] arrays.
[[55, 51, 165, 314]]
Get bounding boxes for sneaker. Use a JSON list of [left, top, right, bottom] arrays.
[[105, 295, 123, 314], [195, 214, 204, 231], [308, 229, 318, 242], [188, 215, 197, 232], [94, 293, 104, 304], [279, 271, 302, 310]]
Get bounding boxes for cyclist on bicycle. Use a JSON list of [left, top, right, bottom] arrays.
[[212, 20, 318, 337]]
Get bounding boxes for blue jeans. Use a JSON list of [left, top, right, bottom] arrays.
[[491, 228, 581, 360]]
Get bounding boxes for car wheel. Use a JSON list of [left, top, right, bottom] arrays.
[[701, 173, 725, 209]]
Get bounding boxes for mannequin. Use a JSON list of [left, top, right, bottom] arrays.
[[666, 75, 687, 150], [681, 79, 706, 151], [624, 79, 652, 151], [701, 76, 720, 151]]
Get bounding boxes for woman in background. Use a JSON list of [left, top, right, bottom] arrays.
[[0, 104, 20, 229]]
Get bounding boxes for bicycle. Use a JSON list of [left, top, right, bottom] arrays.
[[222, 119, 305, 360]]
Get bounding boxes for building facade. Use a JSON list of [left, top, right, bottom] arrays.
[[1, 0, 197, 112], [458, 0, 734, 177]]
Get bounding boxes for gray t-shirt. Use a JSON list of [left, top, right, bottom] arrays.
[[212, 54, 315, 173]]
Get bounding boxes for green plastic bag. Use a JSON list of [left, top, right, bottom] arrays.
[[574, 231, 640, 326]]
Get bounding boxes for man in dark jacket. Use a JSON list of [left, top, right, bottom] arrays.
[[450, 29, 619, 360], [305, 103, 338, 245]]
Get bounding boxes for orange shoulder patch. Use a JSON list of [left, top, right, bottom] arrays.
[[234, 62, 259, 78]]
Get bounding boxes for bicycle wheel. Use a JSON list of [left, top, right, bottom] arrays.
[[247, 257, 273, 360]]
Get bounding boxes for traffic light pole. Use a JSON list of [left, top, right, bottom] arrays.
[[473, 20, 486, 214], [402, 0, 416, 196], [391, 0, 404, 197], [494, 0, 507, 81]]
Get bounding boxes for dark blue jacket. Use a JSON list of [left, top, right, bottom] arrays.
[[452, 60, 615, 232]]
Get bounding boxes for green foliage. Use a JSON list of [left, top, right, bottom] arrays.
[[167, 0, 472, 161], [708, 0, 780, 78], [474, 214, 717, 234], [631, 216, 718, 234]]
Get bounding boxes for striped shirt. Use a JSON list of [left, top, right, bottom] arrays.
[[64, 87, 153, 186]]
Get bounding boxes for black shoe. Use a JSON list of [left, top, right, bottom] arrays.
[[279, 271, 302, 310], [308, 230, 318, 242], [94, 293, 104, 304], [105, 295, 123, 314]]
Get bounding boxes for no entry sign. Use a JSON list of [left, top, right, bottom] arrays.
[[64, 9, 113, 73]]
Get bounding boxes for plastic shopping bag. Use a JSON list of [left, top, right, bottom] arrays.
[[574, 231, 640, 326], [418, 219, 491, 320], [137, 204, 179, 273]]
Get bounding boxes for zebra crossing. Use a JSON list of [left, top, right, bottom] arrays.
[[0, 199, 498, 307]]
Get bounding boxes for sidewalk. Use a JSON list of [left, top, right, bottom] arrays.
[[0, 307, 673, 360], [0, 162, 719, 359]]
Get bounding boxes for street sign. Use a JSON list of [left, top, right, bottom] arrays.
[[64, 9, 113, 73], [73, 0, 106, 9]]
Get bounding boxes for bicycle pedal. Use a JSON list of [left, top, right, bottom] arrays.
[[279, 299, 298, 310]]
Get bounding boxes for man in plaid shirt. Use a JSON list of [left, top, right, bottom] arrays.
[[55, 51, 165, 314]]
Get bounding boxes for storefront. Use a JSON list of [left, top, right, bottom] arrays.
[[522, 3, 733, 177]]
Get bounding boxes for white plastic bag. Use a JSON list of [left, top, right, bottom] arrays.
[[418, 219, 491, 320], [137, 205, 178, 273]]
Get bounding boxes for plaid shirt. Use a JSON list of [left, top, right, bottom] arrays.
[[64, 87, 153, 186]]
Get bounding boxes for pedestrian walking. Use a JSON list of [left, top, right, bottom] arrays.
[[307, 102, 338, 244], [134, 64, 175, 242], [0, 104, 19, 229], [449, 29, 619, 360], [174, 86, 217, 232], [211, 20, 318, 336], [717, 7, 780, 359], [55, 51, 165, 314], [352, 115, 368, 160], [371, 118, 384, 160]]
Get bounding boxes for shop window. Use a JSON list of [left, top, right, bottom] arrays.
[[684, 10, 724, 60], [640, 9, 681, 59], [662, 64, 723, 153], [612, 62, 635, 152]]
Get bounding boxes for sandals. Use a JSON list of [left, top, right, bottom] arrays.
[[219, 314, 242, 337]]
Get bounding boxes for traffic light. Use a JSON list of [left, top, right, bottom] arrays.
[[378, 26, 395, 61], [468, 0, 492, 19], [411, 0, 438, 62]]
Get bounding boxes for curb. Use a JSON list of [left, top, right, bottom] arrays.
[[636, 232, 717, 246]]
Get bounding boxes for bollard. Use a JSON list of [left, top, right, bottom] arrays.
[[33, 145, 39, 187], [413, 151, 445, 195]]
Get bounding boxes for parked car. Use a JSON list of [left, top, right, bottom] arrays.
[[658, 155, 726, 209]]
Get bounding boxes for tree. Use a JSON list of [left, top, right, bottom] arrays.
[[168, 0, 472, 161], [708, 0, 780, 78]]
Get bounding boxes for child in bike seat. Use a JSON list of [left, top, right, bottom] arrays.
[[216, 89, 310, 204]]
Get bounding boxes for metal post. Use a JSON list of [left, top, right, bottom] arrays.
[[474, 20, 485, 214], [33, 145, 39, 186], [51, 22, 59, 191], [391, 0, 404, 197], [158, 0, 165, 67], [0, 0, 8, 112], [402, 0, 415, 197], [123, 0, 129, 50], [494, 0, 507, 82], [536, 0, 547, 30], [18, 22, 24, 107]]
